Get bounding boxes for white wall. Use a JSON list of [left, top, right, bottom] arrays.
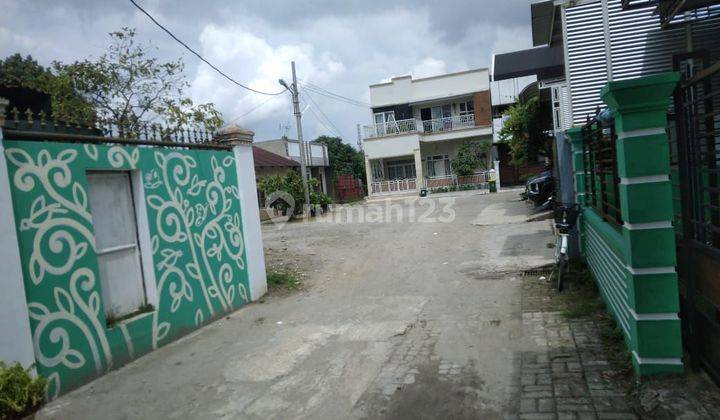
[[490, 75, 538, 106], [363, 133, 420, 160], [0, 139, 36, 370], [232, 144, 268, 301], [370, 69, 490, 108]]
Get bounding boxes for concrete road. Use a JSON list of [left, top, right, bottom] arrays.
[[38, 190, 554, 419]]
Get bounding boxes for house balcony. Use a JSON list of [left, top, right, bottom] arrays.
[[362, 115, 483, 140], [363, 114, 493, 146]]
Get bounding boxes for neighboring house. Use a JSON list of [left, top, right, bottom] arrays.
[[254, 136, 330, 195], [360, 68, 494, 196], [252, 145, 299, 220], [522, 0, 720, 379], [491, 9, 570, 186]]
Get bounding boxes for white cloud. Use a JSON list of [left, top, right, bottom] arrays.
[[190, 25, 345, 127], [411, 58, 448, 79], [0, 1, 534, 144]]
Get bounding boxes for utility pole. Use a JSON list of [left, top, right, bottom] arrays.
[[280, 61, 310, 214]]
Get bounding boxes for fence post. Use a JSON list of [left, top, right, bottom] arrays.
[[0, 97, 37, 371], [566, 126, 585, 207], [216, 124, 267, 301], [601, 72, 682, 375]]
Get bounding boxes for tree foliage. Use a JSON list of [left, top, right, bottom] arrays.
[[498, 96, 553, 166], [314, 135, 365, 180], [257, 171, 320, 214], [0, 53, 92, 120], [451, 140, 491, 176], [1, 28, 222, 131]]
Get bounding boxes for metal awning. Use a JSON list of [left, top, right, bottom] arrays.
[[492, 46, 564, 82]]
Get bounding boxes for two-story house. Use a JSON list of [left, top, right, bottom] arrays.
[[360, 68, 494, 196]]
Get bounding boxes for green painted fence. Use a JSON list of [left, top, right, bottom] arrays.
[[3, 140, 250, 397], [568, 73, 684, 376]]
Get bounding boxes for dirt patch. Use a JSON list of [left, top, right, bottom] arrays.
[[263, 246, 314, 295]]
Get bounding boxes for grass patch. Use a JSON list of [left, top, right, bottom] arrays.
[[267, 269, 301, 291], [559, 263, 605, 319], [558, 261, 634, 377]]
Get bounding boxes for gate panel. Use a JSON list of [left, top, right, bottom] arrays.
[[673, 51, 720, 383]]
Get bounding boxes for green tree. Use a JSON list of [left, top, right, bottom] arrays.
[[53, 28, 222, 131], [314, 135, 365, 180], [0, 53, 93, 120], [451, 140, 491, 176], [1, 28, 222, 131], [498, 96, 553, 166], [257, 171, 319, 215]]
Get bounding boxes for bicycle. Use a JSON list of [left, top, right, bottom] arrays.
[[553, 203, 579, 292]]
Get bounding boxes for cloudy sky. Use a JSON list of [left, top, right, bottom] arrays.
[[0, 0, 534, 146]]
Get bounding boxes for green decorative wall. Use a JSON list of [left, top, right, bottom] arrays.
[[3, 140, 250, 397]]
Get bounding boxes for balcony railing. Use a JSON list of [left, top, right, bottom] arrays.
[[362, 114, 478, 139], [421, 114, 475, 133], [363, 118, 417, 138]]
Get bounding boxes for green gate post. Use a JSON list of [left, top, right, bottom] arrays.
[[601, 72, 683, 375], [567, 127, 586, 207], [566, 126, 586, 255]]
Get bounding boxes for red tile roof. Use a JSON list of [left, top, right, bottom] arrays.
[[252, 145, 299, 167]]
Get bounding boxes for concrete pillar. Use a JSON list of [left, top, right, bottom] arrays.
[[413, 148, 424, 189], [216, 124, 267, 301], [493, 160, 501, 190], [601, 72, 682, 375], [0, 97, 37, 370], [364, 155, 373, 196], [566, 127, 586, 207]]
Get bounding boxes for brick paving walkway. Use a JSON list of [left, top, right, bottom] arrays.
[[511, 278, 637, 420]]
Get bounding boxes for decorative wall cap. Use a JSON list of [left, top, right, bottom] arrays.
[[600, 72, 680, 111], [216, 123, 255, 146]]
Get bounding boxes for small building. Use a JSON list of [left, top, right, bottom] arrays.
[[254, 136, 330, 195], [359, 69, 494, 196]]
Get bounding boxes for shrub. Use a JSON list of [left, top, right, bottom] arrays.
[[0, 362, 47, 419]]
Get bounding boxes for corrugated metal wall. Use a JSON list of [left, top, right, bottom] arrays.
[[564, 0, 720, 125], [565, 1, 609, 125]]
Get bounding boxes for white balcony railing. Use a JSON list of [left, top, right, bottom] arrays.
[[362, 114, 478, 139], [363, 118, 417, 139], [421, 114, 475, 133]]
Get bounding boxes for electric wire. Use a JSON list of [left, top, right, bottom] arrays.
[[129, 0, 286, 96]]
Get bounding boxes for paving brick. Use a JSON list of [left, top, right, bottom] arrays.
[[520, 398, 537, 413], [520, 414, 556, 420], [538, 398, 555, 412]]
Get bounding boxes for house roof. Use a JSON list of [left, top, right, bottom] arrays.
[[252, 145, 299, 168], [492, 45, 564, 82]]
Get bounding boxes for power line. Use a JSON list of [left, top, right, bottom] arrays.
[[129, 0, 285, 96], [301, 90, 345, 139], [227, 95, 282, 124], [301, 80, 370, 106], [299, 80, 370, 108]]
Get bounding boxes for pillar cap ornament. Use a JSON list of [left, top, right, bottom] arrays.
[[215, 123, 255, 146]]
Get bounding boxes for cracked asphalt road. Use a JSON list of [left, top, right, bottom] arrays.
[[38, 190, 554, 419]]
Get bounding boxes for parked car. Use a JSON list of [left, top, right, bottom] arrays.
[[525, 170, 554, 206]]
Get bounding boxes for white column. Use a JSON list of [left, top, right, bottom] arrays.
[[364, 156, 373, 196], [413, 148, 424, 189], [217, 124, 267, 301], [0, 98, 36, 370], [494, 160, 501, 190]]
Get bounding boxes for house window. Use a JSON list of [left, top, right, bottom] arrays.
[[458, 101, 474, 116], [371, 160, 384, 180], [425, 155, 451, 178], [386, 159, 416, 180], [87, 171, 148, 322], [374, 111, 396, 135]]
